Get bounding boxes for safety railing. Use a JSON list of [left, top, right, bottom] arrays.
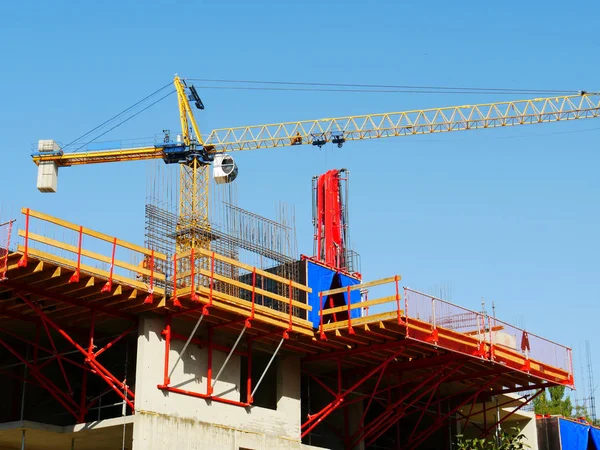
[[404, 288, 487, 358], [172, 247, 313, 331], [316, 281, 573, 386], [318, 275, 402, 337], [0, 219, 15, 280], [405, 288, 573, 385], [489, 316, 573, 378], [16, 208, 168, 298]]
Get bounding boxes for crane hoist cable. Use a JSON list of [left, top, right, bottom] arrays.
[[65, 81, 174, 153]]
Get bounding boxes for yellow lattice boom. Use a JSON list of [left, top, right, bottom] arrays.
[[33, 92, 600, 167]]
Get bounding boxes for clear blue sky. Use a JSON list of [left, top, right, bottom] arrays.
[[2, 1, 599, 405]]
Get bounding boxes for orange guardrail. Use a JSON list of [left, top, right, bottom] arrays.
[[16, 208, 168, 299]]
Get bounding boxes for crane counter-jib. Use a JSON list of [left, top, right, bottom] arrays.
[[32, 146, 165, 167]]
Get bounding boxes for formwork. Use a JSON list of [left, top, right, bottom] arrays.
[[0, 208, 573, 449]]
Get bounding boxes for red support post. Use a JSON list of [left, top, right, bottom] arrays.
[[319, 291, 326, 340], [246, 267, 256, 328], [203, 252, 215, 315], [94, 323, 136, 358], [346, 285, 354, 335], [16, 293, 135, 405], [190, 248, 198, 302], [159, 386, 249, 407], [0, 336, 80, 419], [18, 208, 29, 268], [405, 376, 502, 450], [101, 237, 117, 293], [172, 253, 181, 307], [395, 275, 403, 325], [88, 311, 95, 356], [207, 326, 213, 395], [246, 340, 253, 404], [409, 388, 441, 441], [360, 362, 468, 448], [40, 315, 73, 396], [302, 347, 407, 439], [1, 220, 14, 280], [284, 279, 293, 339], [144, 249, 156, 305], [160, 315, 171, 386], [351, 363, 460, 448], [359, 361, 388, 428], [69, 226, 83, 284], [479, 389, 545, 437], [404, 287, 410, 337], [87, 359, 135, 412]]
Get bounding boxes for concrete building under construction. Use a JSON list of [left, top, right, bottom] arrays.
[[0, 76, 592, 449], [0, 170, 573, 450]]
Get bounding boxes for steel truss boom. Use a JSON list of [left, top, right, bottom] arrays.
[[33, 91, 600, 168]]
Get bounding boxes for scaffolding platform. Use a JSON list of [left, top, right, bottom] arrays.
[[0, 208, 574, 449]]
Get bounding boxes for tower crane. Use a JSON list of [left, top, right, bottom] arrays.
[[32, 76, 600, 283]]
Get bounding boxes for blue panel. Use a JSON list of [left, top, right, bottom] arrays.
[[559, 418, 589, 450], [590, 426, 600, 449], [306, 261, 361, 329]]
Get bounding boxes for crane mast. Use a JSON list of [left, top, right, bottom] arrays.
[[172, 76, 211, 257], [31, 78, 600, 289]]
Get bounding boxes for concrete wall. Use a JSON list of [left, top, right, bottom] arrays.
[[133, 315, 323, 450]]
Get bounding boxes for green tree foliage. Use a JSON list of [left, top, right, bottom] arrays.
[[533, 386, 573, 417], [456, 428, 529, 450]]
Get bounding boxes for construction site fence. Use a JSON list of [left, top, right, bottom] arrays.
[[15, 208, 168, 294]]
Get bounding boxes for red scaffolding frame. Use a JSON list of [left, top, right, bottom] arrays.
[[0, 284, 136, 422]]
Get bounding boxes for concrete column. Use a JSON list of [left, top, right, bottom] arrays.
[[132, 315, 312, 450]]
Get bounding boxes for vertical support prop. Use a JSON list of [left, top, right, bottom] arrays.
[[190, 248, 198, 302], [346, 285, 355, 335], [284, 279, 293, 339], [161, 315, 172, 386], [202, 252, 215, 315], [69, 226, 83, 284], [404, 287, 410, 337], [101, 237, 117, 293], [172, 253, 181, 307], [395, 275, 403, 325], [207, 326, 213, 395], [246, 267, 256, 328], [246, 340, 253, 404], [144, 250, 155, 305], [1, 220, 14, 280], [18, 208, 30, 268], [427, 296, 438, 344], [319, 291, 326, 340]]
